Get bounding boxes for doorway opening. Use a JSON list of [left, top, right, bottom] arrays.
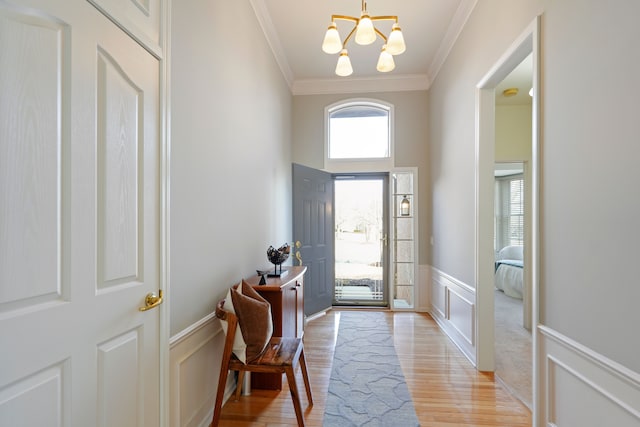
[[333, 174, 389, 307], [475, 16, 540, 420], [494, 162, 532, 408]]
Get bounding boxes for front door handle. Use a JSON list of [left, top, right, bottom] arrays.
[[139, 290, 164, 311], [294, 241, 303, 265]]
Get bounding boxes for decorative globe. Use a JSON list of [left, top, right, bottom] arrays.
[[267, 244, 290, 266]]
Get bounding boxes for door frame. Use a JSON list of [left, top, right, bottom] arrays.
[[159, 2, 171, 425], [474, 15, 540, 423], [91, 0, 172, 423], [159, 5, 170, 424], [332, 172, 390, 308]]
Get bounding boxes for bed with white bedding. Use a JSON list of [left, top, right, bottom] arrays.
[[495, 245, 524, 299]]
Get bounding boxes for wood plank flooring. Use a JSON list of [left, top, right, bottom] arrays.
[[215, 310, 531, 426]]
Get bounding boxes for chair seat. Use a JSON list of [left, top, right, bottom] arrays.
[[246, 337, 303, 366]]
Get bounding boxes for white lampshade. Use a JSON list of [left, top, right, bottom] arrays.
[[335, 49, 353, 76], [386, 23, 406, 55], [355, 13, 376, 45], [322, 22, 342, 54], [376, 45, 395, 72]]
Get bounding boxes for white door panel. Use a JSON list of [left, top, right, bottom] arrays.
[[0, 4, 66, 313], [0, 0, 162, 425], [87, 0, 162, 54]]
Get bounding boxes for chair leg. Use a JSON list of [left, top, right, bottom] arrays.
[[235, 371, 245, 401], [284, 366, 305, 427], [211, 367, 230, 427], [299, 348, 313, 406]]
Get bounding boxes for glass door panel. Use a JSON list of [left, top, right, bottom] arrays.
[[334, 175, 388, 306]]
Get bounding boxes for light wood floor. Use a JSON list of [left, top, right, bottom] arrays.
[[216, 309, 532, 426]]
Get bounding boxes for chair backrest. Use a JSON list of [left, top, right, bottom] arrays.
[[216, 300, 239, 359]]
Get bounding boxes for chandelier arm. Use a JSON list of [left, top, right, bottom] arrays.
[[374, 28, 387, 44], [370, 15, 398, 23], [342, 26, 358, 48], [331, 15, 359, 23]]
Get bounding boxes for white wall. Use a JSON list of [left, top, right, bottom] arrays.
[[170, 0, 293, 336], [539, 0, 640, 374], [429, 0, 640, 425], [169, 2, 294, 424]]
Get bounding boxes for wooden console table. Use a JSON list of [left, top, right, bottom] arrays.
[[243, 266, 306, 390]]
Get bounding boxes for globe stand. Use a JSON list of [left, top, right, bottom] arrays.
[[266, 244, 291, 278], [268, 263, 289, 278]]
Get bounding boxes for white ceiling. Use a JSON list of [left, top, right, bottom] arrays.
[[250, 0, 478, 94], [250, 0, 532, 100]]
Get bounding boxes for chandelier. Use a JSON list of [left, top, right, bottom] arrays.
[[322, 0, 406, 77]]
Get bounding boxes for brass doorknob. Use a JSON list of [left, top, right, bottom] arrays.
[[139, 290, 164, 311], [295, 251, 302, 266]]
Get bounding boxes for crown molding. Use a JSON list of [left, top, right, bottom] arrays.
[[427, 0, 478, 84], [249, 0, 294, 88], [292, 74, 430, 96]]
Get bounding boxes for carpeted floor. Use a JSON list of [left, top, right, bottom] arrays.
[[494, 289, 532, 409], [323, 311, 420, 427]]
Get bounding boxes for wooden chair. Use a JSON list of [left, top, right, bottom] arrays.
[[211, 300, 313, 427]]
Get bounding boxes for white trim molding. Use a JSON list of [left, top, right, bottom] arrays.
[[292, 74, 430, 96], [538, 325, 640, 427], [427, 0, 478, 83], [248, 0, 294, 88]]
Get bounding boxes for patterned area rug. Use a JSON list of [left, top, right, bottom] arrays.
[[323, 311, 420, 426]]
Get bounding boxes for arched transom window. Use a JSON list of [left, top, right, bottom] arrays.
[[325, 100, 393, 171]]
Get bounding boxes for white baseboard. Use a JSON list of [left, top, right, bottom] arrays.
[[306, 307, 330, 323], [538, 325, 640, 427], [169, 314, 235, 427]]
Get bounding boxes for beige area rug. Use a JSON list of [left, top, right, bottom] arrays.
[[494, 289, 532, 409]]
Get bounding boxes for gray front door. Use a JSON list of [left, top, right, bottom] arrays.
[[292, 163, 334, 316]]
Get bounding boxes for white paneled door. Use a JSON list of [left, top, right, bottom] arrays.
[[0, 0, 163, 426]]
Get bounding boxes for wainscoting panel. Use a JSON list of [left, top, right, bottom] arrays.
[[447, 287, 475, 347], [539, 325, 640, 427], [170, 314, 233, 427], [429, 267, 476, 365]]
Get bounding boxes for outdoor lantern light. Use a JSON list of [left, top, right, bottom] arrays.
[[400, 195, 410, 216]]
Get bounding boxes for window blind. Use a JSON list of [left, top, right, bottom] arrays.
[[495, 174, 524, 251]]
